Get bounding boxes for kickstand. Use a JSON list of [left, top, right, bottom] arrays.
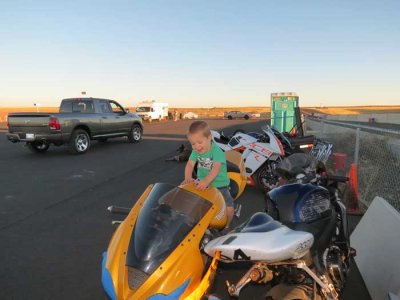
[[313, 278, 316, 300], [234, 203, 242, 218]]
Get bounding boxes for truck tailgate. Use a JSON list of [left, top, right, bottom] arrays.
[[8, 113, 53, 134]]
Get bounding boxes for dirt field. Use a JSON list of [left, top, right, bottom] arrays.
[[302, 106, 400, 115], [1, 105, 400, 127], [0, 107, 58, 123]]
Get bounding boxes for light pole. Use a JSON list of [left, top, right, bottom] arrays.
[[33, 103, 40, 112]]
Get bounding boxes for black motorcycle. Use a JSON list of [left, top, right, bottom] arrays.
[[263, 153, 355, 298]]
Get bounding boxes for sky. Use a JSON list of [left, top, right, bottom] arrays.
[[0, 0, 399, 108]]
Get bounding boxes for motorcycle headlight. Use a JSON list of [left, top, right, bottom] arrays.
[[298, 190, 331, 223]]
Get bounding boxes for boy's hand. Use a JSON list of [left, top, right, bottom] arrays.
[[195, 180, 209, 190], [181, 178, 195, 185]]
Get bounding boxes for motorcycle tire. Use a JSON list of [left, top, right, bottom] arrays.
[[254, 161, 280, 192]]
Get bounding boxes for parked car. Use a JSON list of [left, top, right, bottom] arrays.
[[224, 111, 250, 120], [182, 112, 199, 119], [6, 98, 143, 154]]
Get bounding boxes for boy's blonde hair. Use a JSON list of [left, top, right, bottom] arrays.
[[187, 121, 211, 137]]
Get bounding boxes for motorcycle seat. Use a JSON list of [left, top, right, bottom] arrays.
[[240, 212, 283, 233], [204, 215, 314, 262]]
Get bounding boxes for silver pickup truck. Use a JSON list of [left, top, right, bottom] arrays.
[[6, 98, 143, 154]]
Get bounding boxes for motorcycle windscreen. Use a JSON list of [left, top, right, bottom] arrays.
[[276, 153, 313, 176], [126, 183, 212, 275]]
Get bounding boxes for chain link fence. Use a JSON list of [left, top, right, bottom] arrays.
[[305, 117, 400, 212]]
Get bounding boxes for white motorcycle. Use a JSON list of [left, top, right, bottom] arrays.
[[212, 125, 285, 191]]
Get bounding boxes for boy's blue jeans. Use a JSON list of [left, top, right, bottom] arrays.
[[217, 187, 234, 208]]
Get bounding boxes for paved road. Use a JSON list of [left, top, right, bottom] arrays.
[[0, 119, 369, 299]]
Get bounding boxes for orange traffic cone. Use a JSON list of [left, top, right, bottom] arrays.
[[345, 163, 361, 214]]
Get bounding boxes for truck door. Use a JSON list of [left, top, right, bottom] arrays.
[[109, 101, 132, 133], [98, 100, 116, 135], [70, 99, 102, 134]]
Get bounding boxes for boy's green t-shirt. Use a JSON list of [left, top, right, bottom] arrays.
[[189, 142, 230, 188]]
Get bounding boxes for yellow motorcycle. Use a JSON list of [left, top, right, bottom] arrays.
[[224, 150, 246, 201], [101, 183, 231, 300]]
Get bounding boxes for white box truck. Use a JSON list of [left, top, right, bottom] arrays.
[[135, 101, 169, 122]]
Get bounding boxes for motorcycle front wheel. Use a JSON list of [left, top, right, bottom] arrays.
[[254, 161, 280, 192]]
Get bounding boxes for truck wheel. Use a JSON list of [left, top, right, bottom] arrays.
[[244, 115, 249, 120], [228, 115, 233, 120], [69, 129, 90, 154], [26, 141, 49, 153], [128, 124, 142, 143]]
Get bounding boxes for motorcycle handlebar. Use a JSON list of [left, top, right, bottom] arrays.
[[320, 175, 349, 183], [107, 205, 131, 215]]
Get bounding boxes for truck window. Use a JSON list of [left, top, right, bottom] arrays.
[[99, 100, 112, 113], [60, 100, 94, 113], [60, 101, 72, 113], [109, 101, 124, 114], [136, 107, 151, 112], [72, 100, 95, 113]]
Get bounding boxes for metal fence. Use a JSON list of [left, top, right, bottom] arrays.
[[305, 117, 400, 212]]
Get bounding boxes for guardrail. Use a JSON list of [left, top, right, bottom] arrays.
[[312, 118, 400, 137], [306, 117, 400, 212]]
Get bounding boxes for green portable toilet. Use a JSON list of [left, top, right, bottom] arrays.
[[271, 92, 299, 133]]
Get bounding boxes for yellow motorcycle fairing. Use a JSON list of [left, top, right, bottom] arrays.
[[225, 150, 247, 200], [103, 183, 227, 300]]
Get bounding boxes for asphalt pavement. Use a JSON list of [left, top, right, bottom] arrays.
[[0, 119, 370, 300]]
